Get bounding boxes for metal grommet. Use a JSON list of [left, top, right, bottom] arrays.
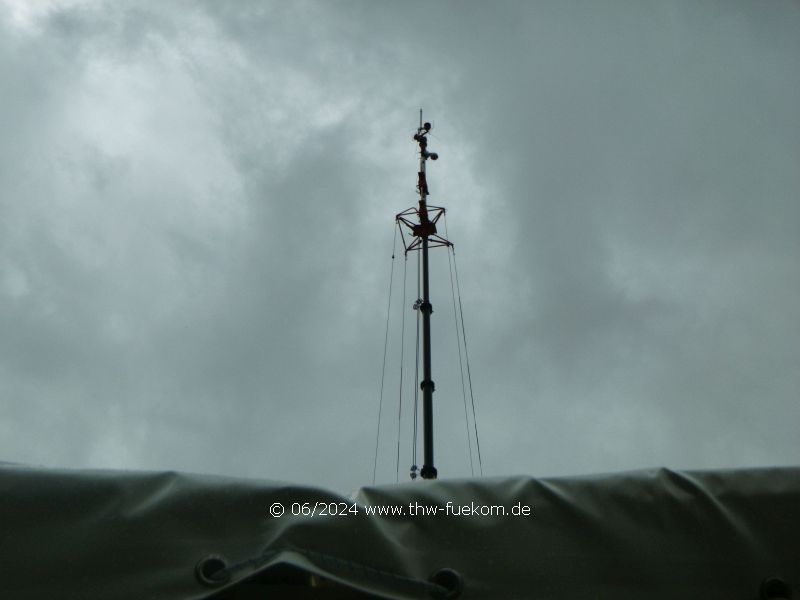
[[195, 555, 231, 587], [761, 576, 792, 600], [429, 568, 463, 599]]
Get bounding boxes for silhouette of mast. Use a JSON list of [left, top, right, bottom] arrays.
[[396, 110, 451, 480]]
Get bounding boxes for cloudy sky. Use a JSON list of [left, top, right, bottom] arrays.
[[1, 0, 798, 493]]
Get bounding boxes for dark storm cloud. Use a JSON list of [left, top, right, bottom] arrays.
[[0, 0, 797, 491]]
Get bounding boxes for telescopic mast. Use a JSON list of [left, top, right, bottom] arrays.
[[396, 110, 451, 480]]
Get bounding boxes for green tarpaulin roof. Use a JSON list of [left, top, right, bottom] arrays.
[[1, 463, 797, 598]]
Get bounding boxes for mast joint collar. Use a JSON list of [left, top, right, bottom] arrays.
[[420, 464, 438, 479]]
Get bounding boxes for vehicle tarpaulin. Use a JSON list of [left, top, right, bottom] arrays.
[[1, 463, 797, 599]]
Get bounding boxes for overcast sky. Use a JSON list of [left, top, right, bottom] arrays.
[[1, 0, 798, 493]]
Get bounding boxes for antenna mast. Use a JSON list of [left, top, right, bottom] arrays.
[[396, 110, 451, 480]]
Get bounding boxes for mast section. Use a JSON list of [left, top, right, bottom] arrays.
[[396, 111, 451, 480]]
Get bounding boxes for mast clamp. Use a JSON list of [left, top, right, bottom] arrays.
[[420, 379, 435, 392]]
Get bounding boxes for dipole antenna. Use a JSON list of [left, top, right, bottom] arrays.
[[396, 110, 451, 480]]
